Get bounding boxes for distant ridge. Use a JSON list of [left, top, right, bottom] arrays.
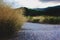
[[32, 5, 60, 11]]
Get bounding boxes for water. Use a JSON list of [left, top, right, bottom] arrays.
[[10, 22, 60, 40]]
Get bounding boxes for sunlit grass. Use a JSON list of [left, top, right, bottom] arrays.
[[27, 16, 60, 24], [0, 5, 27, 39]]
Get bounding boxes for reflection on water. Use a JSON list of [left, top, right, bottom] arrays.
[[22, 22, 60, 30], [9, 23, 60, 40]]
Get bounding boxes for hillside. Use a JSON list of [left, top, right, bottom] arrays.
[[15, 6, 60, 24]]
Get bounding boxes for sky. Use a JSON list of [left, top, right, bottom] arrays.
[[1, 0, 60, 8]]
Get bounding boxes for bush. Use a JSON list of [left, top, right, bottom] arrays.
[[32, 19, 40, 23], [43, 16, 60, 24], [0, 6, 26, 38], [28, 16, 60, 24]]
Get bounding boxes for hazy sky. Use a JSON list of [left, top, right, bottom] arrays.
[[2, 0, 60, 8]]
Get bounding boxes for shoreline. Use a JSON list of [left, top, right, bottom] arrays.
[[28, 22, 60, 25]]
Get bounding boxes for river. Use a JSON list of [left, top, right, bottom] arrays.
[[9, 22, 60, 40]]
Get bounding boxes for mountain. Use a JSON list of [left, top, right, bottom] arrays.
[[34, 5, 60, 16], [15, 7, 44, 16], [44, 5, 60, 16], [33, 8, 45, 11], [15, 5, 60, 16]]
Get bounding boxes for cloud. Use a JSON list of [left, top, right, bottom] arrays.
[[1, 0, 60, 8], [3, 0, 42, 8], [40, 0, 60, 2], [13, 0, 60, 8]]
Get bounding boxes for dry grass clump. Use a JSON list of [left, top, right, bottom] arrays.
[[27, 16, 60, 24], [0, 5, 26, 38]]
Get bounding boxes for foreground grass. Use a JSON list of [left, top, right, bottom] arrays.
[[0, 5, 27, 39], [27, 16, 60, 24]]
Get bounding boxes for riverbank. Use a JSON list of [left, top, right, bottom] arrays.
[[27, 16, 60, 24]]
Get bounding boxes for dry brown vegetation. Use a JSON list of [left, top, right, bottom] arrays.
[[0, 5, 27, 39], [27, 16, 60, 24]]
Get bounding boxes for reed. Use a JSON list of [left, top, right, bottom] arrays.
[[0, 5, 26, 38]]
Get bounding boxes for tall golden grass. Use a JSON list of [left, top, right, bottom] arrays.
[[0, 5, 26, 38]]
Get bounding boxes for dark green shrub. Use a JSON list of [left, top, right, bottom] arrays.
[[43, 16, 60, 24], [32, 19, 40, 23]]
